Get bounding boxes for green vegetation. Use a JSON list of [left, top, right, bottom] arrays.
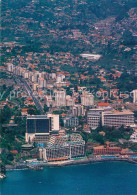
[[117, 72, 137, 92], [43, 104, 49, 113], [27, 105, 41, 115], [0, 105, 26, 165], [81, 125, 133, 144]]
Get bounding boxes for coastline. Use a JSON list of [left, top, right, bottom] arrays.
[[5, 157, 137, 171], [44, 157, 137, 167]]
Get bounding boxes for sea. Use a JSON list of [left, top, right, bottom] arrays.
[[0, 162, 137, 195]]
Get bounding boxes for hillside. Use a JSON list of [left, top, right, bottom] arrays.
[[1, 0, 137, 69]]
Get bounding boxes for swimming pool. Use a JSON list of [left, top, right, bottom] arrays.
[[101, 156, 116, 159], [130, 155, 137, 158], [30, 162, 41, 165]]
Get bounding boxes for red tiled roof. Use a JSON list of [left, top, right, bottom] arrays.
[[10, 150, 18, 154], [97, 102, 110, 107]]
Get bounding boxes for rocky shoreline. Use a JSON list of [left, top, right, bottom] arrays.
[[0, 173, 6, 179], [45, 158, 137, 167]]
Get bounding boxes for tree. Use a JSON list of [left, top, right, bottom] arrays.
[[92, 132, 105, 145], [134, 111, 137, 119], [27, 108, 36, 115], [7, 153, 14, 162], [1, 105, 12, 124], [60, 117, 64, 127], [2, 84, 6, 90], [44, 104, 49, 113], [122, 30, 136, 46], [78, 95, 81, 104], [27, 106, 41, 115], [74, 84, 78, 92]]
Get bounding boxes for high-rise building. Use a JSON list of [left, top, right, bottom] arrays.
[[38, 77, 46, 88], [63, 115, 79, 127], [66, 95, 75, 107], [26, 115, 50, 143], [45, 95, 54, 107], [47, 113, 59, 133], [72, 104, 85, 116], [132, 90, 137, 103], [7, 63, 14, 72], [81, 91, 94, 106], [33, 83, 39, 91], [23, 71, 29, 79], [54, 89, 66, 107], [25, 114, 59, 143]]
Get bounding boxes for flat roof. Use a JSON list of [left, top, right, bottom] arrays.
[[27, 115, 48, 119], [103, 110, 134, 116]]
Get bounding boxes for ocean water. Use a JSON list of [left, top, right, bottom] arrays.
[[0, 162, 137, 195]]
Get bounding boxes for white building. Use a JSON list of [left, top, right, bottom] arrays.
[[102, 110, 135, 127], [72, 105, 85, 116], [66, 95, 75, 107], [7, 63, 14, 72], [130, 132, 137, 143], [33, 83, 38, 91], [132, 90, 137, 104], [38, 77, 46, 88], [54, 89, 66, 107], [47, 113, 59, 132], [28, 71, 33, 80], [23, 71, 29, 79], [87, 109, 104, 129], [14, 66, 22, 76], [31, 71, 40, 82], [45, 95, 54, 107], [49, 73, 56, 79], [87, 109, 134, 129], [56, 74, 65, 82], [81, 91, 94, 106]]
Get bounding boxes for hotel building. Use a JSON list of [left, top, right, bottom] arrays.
[[87, 109, 134, 129], [87, 109, 104, 129], [102, 110, 134, 127], [39, 134, 85, 161], [25, 115, 59, 143]]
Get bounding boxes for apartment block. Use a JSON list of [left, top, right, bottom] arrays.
[[63, 115, 79, 127]]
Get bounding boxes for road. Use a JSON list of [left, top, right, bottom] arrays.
[[18, 76, 44, 114], [7, 72, 44, 114]]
